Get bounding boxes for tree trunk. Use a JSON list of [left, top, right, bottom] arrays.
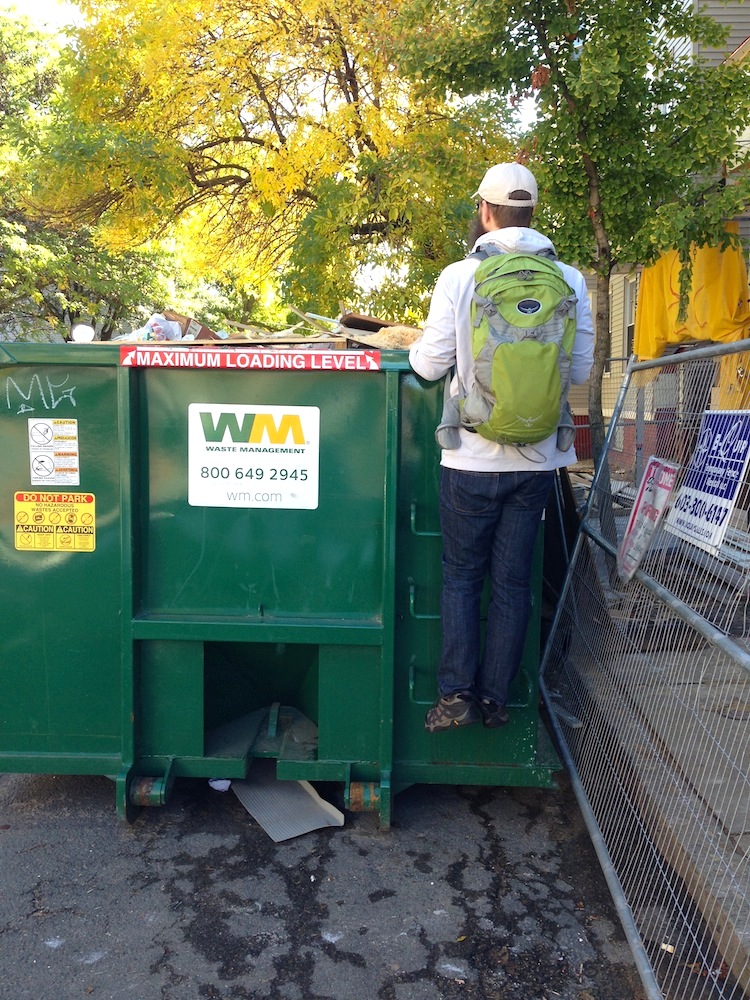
[[587, 265, 621, 585], [588, 267, 612, 467]]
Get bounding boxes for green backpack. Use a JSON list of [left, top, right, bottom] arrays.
[[436, 247, 578, 452]]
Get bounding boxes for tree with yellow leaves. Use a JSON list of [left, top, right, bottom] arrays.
[[0, 11, 180, 340], [28, 0, 516, 319]]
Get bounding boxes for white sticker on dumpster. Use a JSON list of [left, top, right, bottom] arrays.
[[188, 403, 320, 509], [28, 417, 80, 486]]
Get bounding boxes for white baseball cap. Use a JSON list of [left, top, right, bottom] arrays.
[[472, 163, 538, 207]]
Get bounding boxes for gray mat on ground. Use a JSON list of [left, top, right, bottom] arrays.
[[231, 758, 345, 842]]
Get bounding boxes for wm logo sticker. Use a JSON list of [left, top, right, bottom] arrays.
[[199, 411, 306, 445]]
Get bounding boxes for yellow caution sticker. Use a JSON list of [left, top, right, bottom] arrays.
[[14, 491, 96, 552]]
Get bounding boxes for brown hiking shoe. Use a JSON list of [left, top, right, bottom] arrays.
[[424, 692, 481, 733], [479, 699, 509, 728]]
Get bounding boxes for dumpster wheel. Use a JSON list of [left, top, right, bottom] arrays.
[[117, 760, 176, 822], [346, 772, 391, 828]]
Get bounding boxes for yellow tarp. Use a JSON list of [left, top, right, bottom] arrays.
[[634, 227, 750, 361], [715, 349, 750, 409]]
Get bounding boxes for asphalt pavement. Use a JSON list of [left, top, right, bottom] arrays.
[[0, 768, 646, 999]]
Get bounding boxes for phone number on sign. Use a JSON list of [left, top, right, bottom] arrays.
[[200, 466, 309, 481], [672, 491, 729, 526]]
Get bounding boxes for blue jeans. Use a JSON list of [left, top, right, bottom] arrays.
[[438, 466, 554, 706]]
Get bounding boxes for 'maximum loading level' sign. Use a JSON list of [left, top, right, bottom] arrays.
[[120, 346, 380, 371], [188, 403, 320, 509]]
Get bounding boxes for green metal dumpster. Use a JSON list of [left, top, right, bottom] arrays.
[[0, 341, 558, 826]]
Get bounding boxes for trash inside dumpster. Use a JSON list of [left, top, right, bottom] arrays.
[[0, 339, 559, 826]]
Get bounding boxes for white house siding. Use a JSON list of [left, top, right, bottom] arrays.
[[669, 32, 693, 63], [567, 278, 595, 422], [606, 270, 639, 369], [610, 278, 626, 361], [667, 2, 749, 67], [568, 382, 589, 415], [695, 0, 750, 67]]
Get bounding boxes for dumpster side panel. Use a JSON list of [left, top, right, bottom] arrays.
[[138, 641, 204, 758], [139, 371, 387, 618], [393, 370, 556, 785], [316, 645, 382, 762], [132, 368, 391, 774], [0, 362, 123, 761]]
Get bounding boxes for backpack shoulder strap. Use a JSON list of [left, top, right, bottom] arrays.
[[469, 243, 559, 263], [535, 246, 559, 261], [468, 244, 502, 262]]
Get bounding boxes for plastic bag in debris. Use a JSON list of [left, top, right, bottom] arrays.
[[129, 313, 183, 342]]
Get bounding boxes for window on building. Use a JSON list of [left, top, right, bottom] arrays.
[[625, 275, 638, 359]]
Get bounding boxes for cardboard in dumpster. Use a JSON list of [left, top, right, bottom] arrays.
[[163, 310, 220, 340], [339, 312, 398, 333], [338, 312, 422, 350], [231, 758, 345, 842]]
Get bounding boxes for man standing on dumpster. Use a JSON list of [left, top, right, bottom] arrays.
[[409, 162, 594, 732]]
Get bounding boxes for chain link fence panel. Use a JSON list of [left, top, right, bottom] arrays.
[[543, 341, 750, 1000]]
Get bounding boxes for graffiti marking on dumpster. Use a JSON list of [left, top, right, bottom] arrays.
[[13, 492, 96, 552], [188, 404, 320, 508], [5, 373, 77, 414]]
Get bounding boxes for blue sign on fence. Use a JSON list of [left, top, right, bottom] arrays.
[[665, 410, 750, 553]]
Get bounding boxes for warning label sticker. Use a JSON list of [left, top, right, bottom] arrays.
[[28, 418, 80, 486], [14, 491, 96, 552]]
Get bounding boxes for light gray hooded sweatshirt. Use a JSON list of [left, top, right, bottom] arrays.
[[409, 227, 595, 471]]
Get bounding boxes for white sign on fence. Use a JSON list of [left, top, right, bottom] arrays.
[[617, 456, 680, 582]]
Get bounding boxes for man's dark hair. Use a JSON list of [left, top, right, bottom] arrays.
[[485, 193, 534, 228]]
